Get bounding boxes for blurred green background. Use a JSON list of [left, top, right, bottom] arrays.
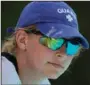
[[1, 1, 90, 85]]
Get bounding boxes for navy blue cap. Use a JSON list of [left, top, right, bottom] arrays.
[[15, 1, 89, 49]]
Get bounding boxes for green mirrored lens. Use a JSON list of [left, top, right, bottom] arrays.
[[40, 37, 65, 50], [48, 38, 65, 50]]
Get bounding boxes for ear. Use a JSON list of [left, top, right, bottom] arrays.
[[15, 30, 28, 51]]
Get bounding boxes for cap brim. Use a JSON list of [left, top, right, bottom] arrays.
[[36, 23, 89, 49]]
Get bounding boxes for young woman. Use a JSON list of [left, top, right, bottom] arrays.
[[1, 1, 89, 85]]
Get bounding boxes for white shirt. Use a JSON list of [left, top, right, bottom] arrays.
[[2, 56, 21, 84]]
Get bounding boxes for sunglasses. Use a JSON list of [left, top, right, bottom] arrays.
[[40, 37, 81, 56], [24, 28, 81, 56]]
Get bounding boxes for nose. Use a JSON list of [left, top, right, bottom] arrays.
[[53, 45, 69, 64], [55, 45, 66, 57]]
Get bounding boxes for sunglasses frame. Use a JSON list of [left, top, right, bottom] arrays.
[[24, 28, 81, 56], [40, 36, 81, 56]]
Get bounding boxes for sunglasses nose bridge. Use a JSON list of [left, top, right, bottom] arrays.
[[56, 44, 67, 57]]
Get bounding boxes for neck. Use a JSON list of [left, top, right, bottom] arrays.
[[18, 66, 50, 84]]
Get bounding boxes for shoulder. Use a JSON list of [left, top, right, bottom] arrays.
[[2, 54, 21, 84]]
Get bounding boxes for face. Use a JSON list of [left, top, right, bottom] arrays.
[[24, 33, 73, 79]]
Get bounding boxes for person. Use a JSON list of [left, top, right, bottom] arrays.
[[1, 1, 89, 85]]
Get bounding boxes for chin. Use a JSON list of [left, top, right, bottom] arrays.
[[48, 74, 61, 79], [48, 76, 59, 79], [47, 72, 64, 79], [48, 71, 65, 79]]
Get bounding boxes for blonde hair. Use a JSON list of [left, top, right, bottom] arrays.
[[2, 34, 16, 55]]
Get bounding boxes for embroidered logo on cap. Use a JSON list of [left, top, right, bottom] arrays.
[[57, 8, 76, 20], [66, 14, 73, 22], [46, 26, 56, 36]]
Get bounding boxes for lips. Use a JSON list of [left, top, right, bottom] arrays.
[[48, 62, 64, 69]]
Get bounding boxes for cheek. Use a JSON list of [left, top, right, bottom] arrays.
[[25, 39, 53, 71], [64, 56, 73, 70]]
